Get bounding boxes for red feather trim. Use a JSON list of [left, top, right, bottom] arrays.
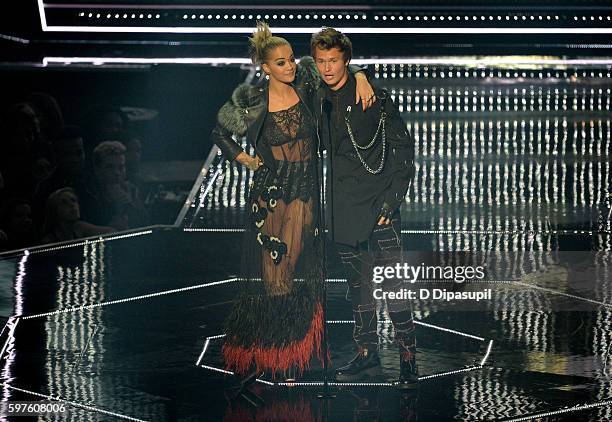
[[223, 303, 324, 377]]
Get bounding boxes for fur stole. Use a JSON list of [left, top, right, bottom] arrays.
[[216, 56, 321, 137]]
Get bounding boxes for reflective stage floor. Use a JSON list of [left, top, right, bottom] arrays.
[[0, 67, 611, 420], [0, 229, 610, 421]]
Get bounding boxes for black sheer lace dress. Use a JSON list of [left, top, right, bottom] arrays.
[[222, 99, 325, 378]]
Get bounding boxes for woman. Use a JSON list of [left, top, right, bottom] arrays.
[[211, 22, 374, 380], [41, 187, 113, 244]]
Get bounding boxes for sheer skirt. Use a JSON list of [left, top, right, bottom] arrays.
[[223, 101, 324, 377]]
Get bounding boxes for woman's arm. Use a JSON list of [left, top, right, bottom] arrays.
[[235, 151, 262, 171], [210, 85, 262, 170], [211, 123, 261, 171], [210, 123, 244, 161]]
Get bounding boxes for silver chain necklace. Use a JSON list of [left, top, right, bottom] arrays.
[[344, 105, 387, 174]]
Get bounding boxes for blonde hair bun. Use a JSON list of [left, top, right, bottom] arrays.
[[248, 21, 289, 65]]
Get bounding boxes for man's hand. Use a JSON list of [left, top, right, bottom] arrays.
[[106, 183, 132, 207], [377, 216, 391, 225], [355, 72, 376, 111], [377, 202, 394, 225]]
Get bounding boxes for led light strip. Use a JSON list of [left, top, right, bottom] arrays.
[[276, 381, 394, 386], [206, 334, 227, 340], [417, 365, 483, 380], [179, 227, 602, 235], [512, 280, 612, 309], [197, 362, 393, 387], [22, 277, 238, 320], [0, 318, 10, 339], [401, 230, 600, 235], [503, 398, 612, 422], [414, 320, 486, 341], [0, 318, 19, 363], [183, 228, 244, 233], [43, 57, 612, 67], [359, 58, 612, 66], [0, 33, 29, 44], [412, 279, 515, 284], [0, 230, 154, 257], [480, 339, 494, 366], [36, 20, 612, 35], [199, 364, 234, 375], [31, 230, 152, 254], [326, 319, 486, 341], [0, 383, 147, 421], [198, 333, 491, 385], [199, 362, 487, 386], [195, 339, 210, 367]]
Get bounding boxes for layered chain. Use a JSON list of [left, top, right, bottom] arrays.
[[344, 105, 387, 174]]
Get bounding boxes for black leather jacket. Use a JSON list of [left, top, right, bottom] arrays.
[[210, 79, 318, 174], [316, 73, 415, 246]]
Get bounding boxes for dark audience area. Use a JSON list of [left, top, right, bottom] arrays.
[[0, 65, 245, 253], [0, 97, 150, 251]]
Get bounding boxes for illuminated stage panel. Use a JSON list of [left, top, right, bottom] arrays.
[[37, 0, 612, 34], [174, 58, 610, 255]]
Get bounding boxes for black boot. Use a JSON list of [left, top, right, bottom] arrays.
[[396, 351, 418, 390], [335, 349, 382, 382]]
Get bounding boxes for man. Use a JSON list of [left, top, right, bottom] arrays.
[[311, 28, 417, 388], [82, 141, 148, 230], [32, 125, 93, 231]]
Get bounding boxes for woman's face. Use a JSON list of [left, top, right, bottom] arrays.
[[262, 44, 296, 84], [56, 191, 80, 222]]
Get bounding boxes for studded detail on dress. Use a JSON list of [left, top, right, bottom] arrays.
[[223, 96, 324, 378]]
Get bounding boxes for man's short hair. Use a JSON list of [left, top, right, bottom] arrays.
[[310, 27, 352, 62], [92, 141, 126, 168]]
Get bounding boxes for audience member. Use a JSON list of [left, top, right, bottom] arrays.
[[82, 141, 148, 230], [0, 198, 36, 251], [32, 125, 94, 230], [0, 103, 45, 198], [121, 131, 145, 190], [31, 157, 53, 188], [0, 93, 156, 251], [82, 105, 126, 157], [26, 92, 64, 147], [41, 188, 113, 244]]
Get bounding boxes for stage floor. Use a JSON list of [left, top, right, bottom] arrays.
[[0, 230, 610, 421]]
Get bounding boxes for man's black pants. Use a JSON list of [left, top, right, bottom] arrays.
[[335, 218, 416, 359]]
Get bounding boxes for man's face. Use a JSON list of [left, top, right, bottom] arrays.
[[314, 47, 349, 91], [96, 154, 126, 185]]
